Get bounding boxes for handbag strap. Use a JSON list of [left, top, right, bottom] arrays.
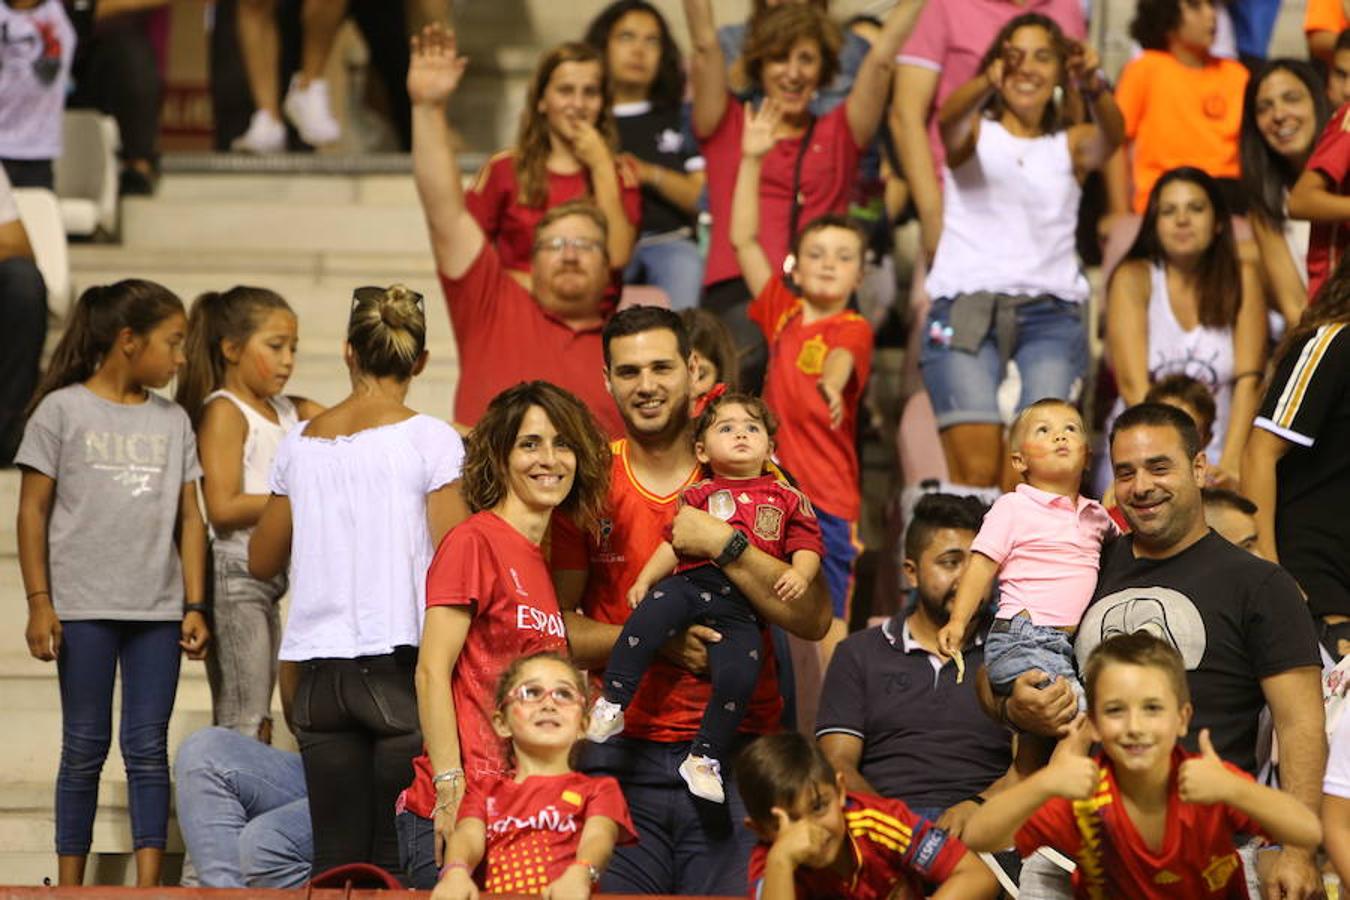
[[787, 114, 818, 243]]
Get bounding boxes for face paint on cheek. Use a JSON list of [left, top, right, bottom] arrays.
[[251, 352, 275, 381]]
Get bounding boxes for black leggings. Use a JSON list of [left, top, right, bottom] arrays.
[[603, 565, 762, 762], [292, 648, 422, 877]]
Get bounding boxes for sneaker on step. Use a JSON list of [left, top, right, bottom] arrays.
[[231, 109, 286, 154], [678, 753, 725, 803], [586, 697, 625, 743], [283, 75, 341, 146]]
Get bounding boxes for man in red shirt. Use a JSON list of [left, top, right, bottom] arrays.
[[552, 306, 832, 895], [409, 25, 622, 437]]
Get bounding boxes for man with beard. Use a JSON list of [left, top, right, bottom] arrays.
[[815, 493, 1012, 835], [551, 305, 832, 895], [1004, 403, 1326, 900], [410, 29, 623, 435]]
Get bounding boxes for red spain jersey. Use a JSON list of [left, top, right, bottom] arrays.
[[747, 792, 967, 899], [458, 771, 636, 895], [1307, 105, 1350, 302], [672, 474, 823, 573], [749, 277, 873, 521], [1015, 747, 1266, 899], [400, 512, 568, 818], [551, 439, 784, 741]]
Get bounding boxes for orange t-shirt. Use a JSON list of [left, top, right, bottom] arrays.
[[1116, 50, 1249, 213], [1305, 0, 1348, 36]]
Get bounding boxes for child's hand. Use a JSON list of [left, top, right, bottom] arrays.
[[774, 569, 808, 602], [742, 99, 781, 160], [766, 807, 830, 869], [180, 611, 210, 661], [935, 621, 964, 662], [407, 24, 469, 107], [1178, 729, 1237, 806], [627, 579, 652, 609], [817, 380, 844, 428], [25, 603, 62, 662], [430, 865, 478, 900], [1045, 715, 1099, 801], [541, 863, 593, 899]]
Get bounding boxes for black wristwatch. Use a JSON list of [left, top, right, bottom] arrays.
[[714, 529, 750, 567]]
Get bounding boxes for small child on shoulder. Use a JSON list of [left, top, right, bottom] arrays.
[[587, 390, 823, 803], [937, 398, 1116, 716], [737, 731, 999, 899], [960, 632, 1322, 898]]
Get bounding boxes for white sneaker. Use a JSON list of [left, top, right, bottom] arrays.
[[586, 697, 625, 743], [231, 109, 286, 154], [283, 75, 341, 146], [679, 753, 725, 803]]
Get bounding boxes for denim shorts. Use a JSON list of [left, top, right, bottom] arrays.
[[920, 294, 1087, 429], [984, 615, 1085, 712]]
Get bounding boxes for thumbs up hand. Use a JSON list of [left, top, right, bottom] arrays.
[[1178, 729, 1235, 806], [1044, 715, 1100, 801]]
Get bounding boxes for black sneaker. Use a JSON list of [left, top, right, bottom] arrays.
[[119, 167, 156, 196]]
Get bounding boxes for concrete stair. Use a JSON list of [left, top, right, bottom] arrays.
[[1, 169, 455, 884]]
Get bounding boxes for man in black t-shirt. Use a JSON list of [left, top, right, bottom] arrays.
[[1062, 404, 1324, 899], [816, 494, 1011, 833], [1245, 321, 1350, 657]]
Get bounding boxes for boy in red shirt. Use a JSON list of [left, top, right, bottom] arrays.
[[737, 731, 996, 899], [1290, 103, 1350, 300], [731, 101, 874, 661], [960, 632, 1322, 898]]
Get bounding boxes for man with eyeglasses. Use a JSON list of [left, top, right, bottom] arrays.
[[410, 26, 624, 437]]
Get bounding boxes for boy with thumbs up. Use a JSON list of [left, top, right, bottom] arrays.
[[960, 632, 1322, 898]]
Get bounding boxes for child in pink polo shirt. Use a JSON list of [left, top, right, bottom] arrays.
[[937, 399, 1117, 711]]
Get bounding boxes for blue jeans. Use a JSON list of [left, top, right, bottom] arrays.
[[580, 735, 757, 895], [984, 616, 1085, 711], [56, 620, 181, 855], [175, 726, 312, 888], [625, 235, 704, 311], [394, 809, 439, 889], [920, 295, 1087, 429]]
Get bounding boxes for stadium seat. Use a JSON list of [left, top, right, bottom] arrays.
[[12, 187, 71, 321]]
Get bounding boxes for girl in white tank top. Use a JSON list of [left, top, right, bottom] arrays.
[[1105, 168, 1268, 484], [177, 288, 323, 741]]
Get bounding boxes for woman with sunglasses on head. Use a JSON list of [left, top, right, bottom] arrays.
[[248, 284, 467, 877], [394, 381, 612, 889]]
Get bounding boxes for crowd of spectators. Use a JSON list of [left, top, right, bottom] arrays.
[[8, 0, 1350, 897]]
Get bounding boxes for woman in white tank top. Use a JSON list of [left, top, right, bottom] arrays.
[[918, 13, 1125, 487], [1106, 167, 1268, 483], [1238, 59, 1329, 332]]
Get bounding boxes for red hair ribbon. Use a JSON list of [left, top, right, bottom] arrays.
[[692, 382, 728, 419]]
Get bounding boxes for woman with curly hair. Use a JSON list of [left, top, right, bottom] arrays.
[[1239, 58, 1331, 330], [466, 42, 642, 287], [395, 381, 611, 888]]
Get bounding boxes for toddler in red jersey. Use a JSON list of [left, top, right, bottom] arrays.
[[433, 652, 636, 900], [737, 731, 997, 899], [960, 633, 1322, 898], [586, 392, 823, 804]]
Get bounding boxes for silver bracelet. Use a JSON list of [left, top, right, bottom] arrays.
[[433, 768, 464, 785]]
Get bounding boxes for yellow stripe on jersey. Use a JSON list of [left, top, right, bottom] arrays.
[[1273, 324, 1347, 429]]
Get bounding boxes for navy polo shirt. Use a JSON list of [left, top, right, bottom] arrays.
[[815, 614, 1012, 810]]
